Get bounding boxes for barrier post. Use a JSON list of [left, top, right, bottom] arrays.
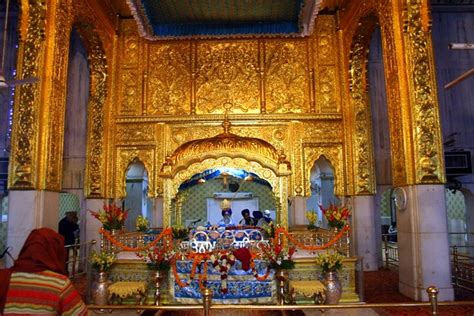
[[426, 286, 439, 316], [202, 287, 212, 316]]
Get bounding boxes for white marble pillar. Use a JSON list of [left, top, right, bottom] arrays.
[[352, 195, 378, 271], [152, 197, 164, 228], [84, 199, 105, 250], [289, 196, 308, 226], [398, 184, 454, 301], [6, 190, 60, 265]]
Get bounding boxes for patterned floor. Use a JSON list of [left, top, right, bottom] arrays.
[[75, 269, 474, 315]]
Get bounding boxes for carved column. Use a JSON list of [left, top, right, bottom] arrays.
[[389, 0, 452, 301]]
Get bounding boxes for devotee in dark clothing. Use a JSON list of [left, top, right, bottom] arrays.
[[239, 209, 254, 226], [253, 210, 264, 227], [0, 228, 87, 315], [58, 211, 79, 246]]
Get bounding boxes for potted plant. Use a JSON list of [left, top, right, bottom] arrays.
[[305, 210, 319, 230], [136, 215, 149, 232], [319, 203, 351, 230], [90, 250, 116, 305], [89, 203, 129, 232]]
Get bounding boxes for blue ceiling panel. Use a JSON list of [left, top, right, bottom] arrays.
[[127, 0, 323, 40]]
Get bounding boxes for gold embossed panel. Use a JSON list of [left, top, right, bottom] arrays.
[[147, 43, 192, 115], [195, 41, 260, 114], [115, 123, 156, 145], [264, 40, 310, 114]]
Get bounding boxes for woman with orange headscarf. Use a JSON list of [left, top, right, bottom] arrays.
[[0, 228, 87, 315]]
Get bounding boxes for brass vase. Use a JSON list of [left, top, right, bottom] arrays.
[[92, 271, 109, 305], [323, 271, 342, 304]]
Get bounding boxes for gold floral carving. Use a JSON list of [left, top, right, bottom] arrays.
[[147, 43, 191, 115], [313, 16, 340, 113], [404, 0, 444, 183], [375, 2, 409, 186], [118, 20, 141, 116], [74, 20, 109, 197], [302, 121, 342, 142], [348, 15, 377, 195], [160, 127, 291, 178], [195, 42, 259, 114], [115, 124, 156, 144], [9, 0, 46, 189], [115, 147, 155, 199], [45, 1, 72, 191], [317, 67, 337, 110], [119, 68, 140, 115], [265, 41, 310, 113], [315, 16, 336, 65], [303, 144, 344, 197], [121, 19, 139, 67]]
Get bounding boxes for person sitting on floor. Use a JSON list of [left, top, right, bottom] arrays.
[[238, 209, 254, 226], [0, 227, 87, 315], [253, 210, 264, 227], [217, 208, 235, 227], [263, 209, 273, 225]]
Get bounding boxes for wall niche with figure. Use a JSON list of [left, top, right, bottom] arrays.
[[306, 156, 336, 228], [123, 161, 152, 231], [171, 168, 277, 228]]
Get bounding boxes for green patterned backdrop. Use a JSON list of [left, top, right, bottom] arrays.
[[175, 177, 276, 226], [59, 192, 80, 220], [0, 195, 8, 256]]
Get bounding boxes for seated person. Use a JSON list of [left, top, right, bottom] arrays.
[[0, 228, 87, 315], [238, 209, 254, 226], [263, 210, 273, 225], [253, 210, 264, 227], [217, 208, 235, 227]]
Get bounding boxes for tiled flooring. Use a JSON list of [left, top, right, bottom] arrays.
[[75, 268, 474, 315]]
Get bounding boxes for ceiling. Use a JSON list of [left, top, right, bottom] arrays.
[[106, 0, 474, 40], [124, 0, 325, 40]]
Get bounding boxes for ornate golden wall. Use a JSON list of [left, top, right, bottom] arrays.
[[113, 15, 346, 202], [8, 0, 445, 208]]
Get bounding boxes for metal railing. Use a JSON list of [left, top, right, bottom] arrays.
[[66, 239, 96, 279], [451, 245, 474, 292], [382, 234, 398, 269], [87, 285, 470, 316]]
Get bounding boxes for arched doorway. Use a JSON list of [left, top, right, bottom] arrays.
[[170, 167, 276, 228]]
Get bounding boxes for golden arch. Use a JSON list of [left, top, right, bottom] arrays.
[[159, 131, 292, 228]]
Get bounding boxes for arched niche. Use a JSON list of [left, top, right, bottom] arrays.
[[123, 160, 151, 231], [162, 156, 289, 228], [170, 167, 276, 228], [159, 120, 291, 228]]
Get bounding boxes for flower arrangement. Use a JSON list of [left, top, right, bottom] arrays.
[[90, 203, 128, 231], [305, 210, 318, 230], [171, 225, 189, 240], [260, 242, 296, 270], [210, 251, 236, 294], [90, 250, 116, 272], [320, 203, 351, 230], [262, 222, 276, 238], [135, 215, 149, 232], [315, 251, 345, 273], [137, 245, 175, 271]]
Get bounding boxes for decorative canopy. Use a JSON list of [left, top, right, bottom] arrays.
[[126, 0, 323, 40]]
